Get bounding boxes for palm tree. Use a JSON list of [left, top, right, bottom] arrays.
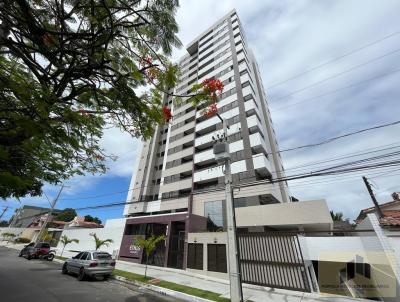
[[134, 235, 166, 278], [59, 235, 79, 257], [90, 233, 113, 250]]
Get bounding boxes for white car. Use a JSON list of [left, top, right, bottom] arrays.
[[62, 251, 116, 281]]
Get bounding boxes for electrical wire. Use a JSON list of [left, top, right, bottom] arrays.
[[270, 68, 400, 112], [271, 48, 400, 102], [266, 30, 400, 89]]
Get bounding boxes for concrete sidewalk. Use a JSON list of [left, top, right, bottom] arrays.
[[0, 242, 369, 302], [115, 260, 370, 302]]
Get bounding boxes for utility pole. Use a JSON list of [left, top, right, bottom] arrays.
[[35, 185, 65, 244], [213, 115, 243, 302], [0, 206, 8, 220], [362, 176, 384, 219]]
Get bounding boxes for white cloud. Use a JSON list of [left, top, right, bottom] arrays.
[[173, 0, 400, 219]]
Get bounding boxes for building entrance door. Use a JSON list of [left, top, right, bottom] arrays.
[[167, 222, 185, 269]]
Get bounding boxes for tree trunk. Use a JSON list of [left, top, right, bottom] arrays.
[[145, 253, 148, 278], [61, 245, 65, 257]]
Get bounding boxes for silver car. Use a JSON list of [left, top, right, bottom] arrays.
[[62, 251, 116, 281]]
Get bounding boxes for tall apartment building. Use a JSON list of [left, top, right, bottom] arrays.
[[120, 9, 292, 271]]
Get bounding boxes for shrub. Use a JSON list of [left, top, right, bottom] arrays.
[[15, 237, 31, 243]]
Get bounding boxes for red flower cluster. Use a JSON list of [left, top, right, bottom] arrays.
[[139, 56, 152, 68], [204, 103, 218, 117], [202, 78, 224, 97], [162, 106, 173, 122]]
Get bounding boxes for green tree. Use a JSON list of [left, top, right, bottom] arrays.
[[84, 215, 102, 225], [40, 229, 53, 243], [0, 220, 8, 227], [134, 235, 166, 278], [59, 235, 79, 257], [330, 211, 344, 222], [0, 0, 182, 199], [55, 208, 77, 222], [90, 232, 113, 251]]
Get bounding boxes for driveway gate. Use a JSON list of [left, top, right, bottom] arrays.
[[237, 232, 311, 292]]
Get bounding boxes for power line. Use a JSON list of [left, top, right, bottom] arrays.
[[271, 47, 400, 102], [270, 68, 400, 112], [57, 139, 400, 202], [266, 30, 400, 89], [275, 120, 400, 155]]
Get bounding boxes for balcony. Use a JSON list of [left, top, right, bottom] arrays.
[[244, 99, 259, 117], [195, 107, 239, 134], [247, 115, 263, 133], [249, 132, 267, 153], [194, 139, 244, 165], [160, 196, 189, 211], [166, 146, 194, 162], [162, 161, 193, 178], [252, 154, 272, 178], [195, 122, 241, 150], [159, 177, 192, 194], [193, 159, 246, 183]]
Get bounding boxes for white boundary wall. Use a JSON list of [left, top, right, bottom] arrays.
[[55, 218, 126, 257]]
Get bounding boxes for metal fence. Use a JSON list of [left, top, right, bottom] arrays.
[[237, 232, 311, 292]]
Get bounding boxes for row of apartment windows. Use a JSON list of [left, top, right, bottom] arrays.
[[170, 106, 195, 126], [167, 140, 194, 156], [199, 40, 230, 63], [161, 189, 191, 200], [165, 154, 193, 169], [170, 115, 195, 131], [203, 24, 228, 49], [199, 36, 230, 62], [163, 172, 192, 184], [198, 55, 232, 78], [199, 64, 233, 83]]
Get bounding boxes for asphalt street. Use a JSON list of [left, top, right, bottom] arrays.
[[0, 246, 183, 302]]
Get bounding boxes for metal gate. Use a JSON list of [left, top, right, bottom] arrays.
[[237, 232, 311, 292]]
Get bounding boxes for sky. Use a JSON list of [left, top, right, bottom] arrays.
[[2, 0, 400, 223]]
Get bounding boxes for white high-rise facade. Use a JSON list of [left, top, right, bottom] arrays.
[[120, 9, 291, 270]]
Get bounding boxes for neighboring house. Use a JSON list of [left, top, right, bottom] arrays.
[[49, 216, 103, 229], [9, 205, 61, 228], [63, 216, 103, 229]]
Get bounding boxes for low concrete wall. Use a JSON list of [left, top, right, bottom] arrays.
[[0, 227, 38, 240], [55, 218, 126, 257]]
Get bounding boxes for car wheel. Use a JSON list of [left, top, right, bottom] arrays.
[[77, 268, 86, 281], [62, 263, 68, 275], [18, 252, 22, 257], [47, 254, 54, 261], [27, 254, 32, 260]]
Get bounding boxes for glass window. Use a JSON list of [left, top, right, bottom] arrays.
[[204, 200, 223, 231], [81, 252, 89, 260], [93, 252, 112, 260], [74, 252, 84, 259]]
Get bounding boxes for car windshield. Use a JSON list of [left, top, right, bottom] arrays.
[[37, 243, 50, 248], [93, 252, 112, 260]]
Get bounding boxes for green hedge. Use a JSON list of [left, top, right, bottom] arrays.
[[15, 237, 31, 243]]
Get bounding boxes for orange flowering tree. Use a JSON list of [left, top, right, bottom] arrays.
[[0, 0, 183, 198]]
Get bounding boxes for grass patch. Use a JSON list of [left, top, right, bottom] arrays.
[[55, 255, 67, 261], [112, 269, 230, 302]]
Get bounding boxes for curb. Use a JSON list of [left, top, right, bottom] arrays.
[[112, 275, 214, 302]]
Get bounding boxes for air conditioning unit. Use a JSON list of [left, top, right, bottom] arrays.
[[213, 142, 230, 162]]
